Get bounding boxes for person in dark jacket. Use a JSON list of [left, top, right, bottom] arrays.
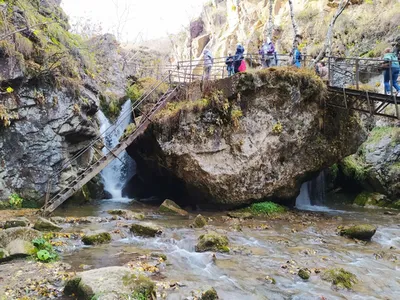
[[234, 43, 245, 73], [225, 53, 234, 76]]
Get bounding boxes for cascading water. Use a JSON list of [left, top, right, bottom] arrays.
[[295, 171, 326, 209], [97, 100, 136, 199]]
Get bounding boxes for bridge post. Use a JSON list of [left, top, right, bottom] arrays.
[[355, 59, 360, 90]]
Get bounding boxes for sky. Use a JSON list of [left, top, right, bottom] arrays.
[[61, 0, 206, 43]]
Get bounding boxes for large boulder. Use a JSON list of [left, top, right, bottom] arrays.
[[195, 231, 229, 253], [0, 227, 42, 248], [33, 217, 62, 232], [127, 69, 365, 207], [192, 214, 208, 228], [130, 223, 162, 237], [339, 224, 377, 241], [5, 239, 35, 258], [159, 199, 188, 216], [64, 266, 155, 300], [354, 192, 389, 208]]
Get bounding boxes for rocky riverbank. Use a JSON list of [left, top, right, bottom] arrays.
[[0, 199, 399, 299]]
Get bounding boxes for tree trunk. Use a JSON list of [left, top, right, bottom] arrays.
[[313, 0, 350, 65], [288, 0, 299, 54], [263, 0, 275, 41]]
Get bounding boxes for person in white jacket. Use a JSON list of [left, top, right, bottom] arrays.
[[203, 49, 214, 80]]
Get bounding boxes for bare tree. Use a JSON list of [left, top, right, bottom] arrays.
[[288, 0, 300, 53], [313, 0, 350, 64], [263, 0, 275, 41]]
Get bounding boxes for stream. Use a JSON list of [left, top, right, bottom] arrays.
[[51, 197, 400, 300]]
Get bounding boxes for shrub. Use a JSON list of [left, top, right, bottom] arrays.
[[9, 193, 23, 208]]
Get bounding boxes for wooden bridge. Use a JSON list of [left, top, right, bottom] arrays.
[[39, 55, 400, 215]]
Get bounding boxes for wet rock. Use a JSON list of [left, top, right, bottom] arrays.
[[354, 192, 389, 208], [227, 212, 253, 219], [321, 268, 358, 289], [192, 214, 207, 228], [5, 239, 35, 258], [4, 217, 30, 229], [298, 268, 310, 280], [50, 217, 66, 224], [81, 232, 111, 245], [339, 224, 377, 241], [201, 287, 219, 300], [150, 253, 167, 261], [33, 217, 62, 232], [195, 232, 229, 253], [0, 227, 42, 248], [264, 275, 276, 284], [130, 223, 162, 237], [107, 209, 144, 220], [64, 266, 155, 299], [159, 199, 188, 216]]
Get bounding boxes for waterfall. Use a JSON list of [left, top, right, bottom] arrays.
[[97, 100, 136, 199], [295, 171, 326, 209]]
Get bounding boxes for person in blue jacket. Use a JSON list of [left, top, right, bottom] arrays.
[[234, 43, 245, 73], [293, 42, 302, 68]]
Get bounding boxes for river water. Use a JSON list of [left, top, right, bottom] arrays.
[[56, 199, 400, 300]]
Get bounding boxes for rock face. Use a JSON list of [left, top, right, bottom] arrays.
[[339, 224, 377, 241], [64, 266, 155, 300], [0, 1, 131, 206], [33, 218, 62, 232], [127, 69, 365, 206], [340, 127, 400, 204]]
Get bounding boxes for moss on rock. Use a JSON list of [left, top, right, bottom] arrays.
[[200, 287, 219, 300], [81, 232, 111, 245], [4, 218, 30, 229], [192, 214, 208, 228], [321, 268, 357, 289], [339, 224, 377, 240], [159, 199, 188, 216], [33, 217, 62, 232], [195, 232, 229, 253], [298, 268, 310, 280], [354, 192, 389, 207], [130, 223, 162, 237]]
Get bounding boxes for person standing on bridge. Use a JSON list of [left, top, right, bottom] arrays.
[[382, 48, 400, 96], [203, 49, 214, 81], [262, 38, 276, 67], [225, 53, 235, 76], [293, 42, 302, 68], [234, 43, 245, 73]]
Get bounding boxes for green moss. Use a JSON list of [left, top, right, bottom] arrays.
[[81, 232, 111, 245], [201, 287, 219, 300], [122, 274, 155, 299], [248, 201, 286, 215], [321, 268, 357, 289], [341, 155, 368, 181], [366, 126, 400, 147], [354, 192, 388, 207], [339, 224, 377, 241], [298, 268, 310, 280], [192, 214, 208, 228], [195, 232, 229, 253], [130, 223, 162, 237]]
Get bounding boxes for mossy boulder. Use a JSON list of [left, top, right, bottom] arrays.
[[64, 267, 155, 299], [192, 214, 208, 228], [130, 223, 162, 237], [81, 232, 111, 245], [298, 268, 310, 280], [195, 232, 229, 253], [339, 224, 377, 241], [159, 199, 188, 216], [4, 217, 30, 229], [33, 217, 62, 232], [201, 287, 219, 300], [321, 268, 358, 289], [150, 253, 167, 261], [354, 192, 389, 207]]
